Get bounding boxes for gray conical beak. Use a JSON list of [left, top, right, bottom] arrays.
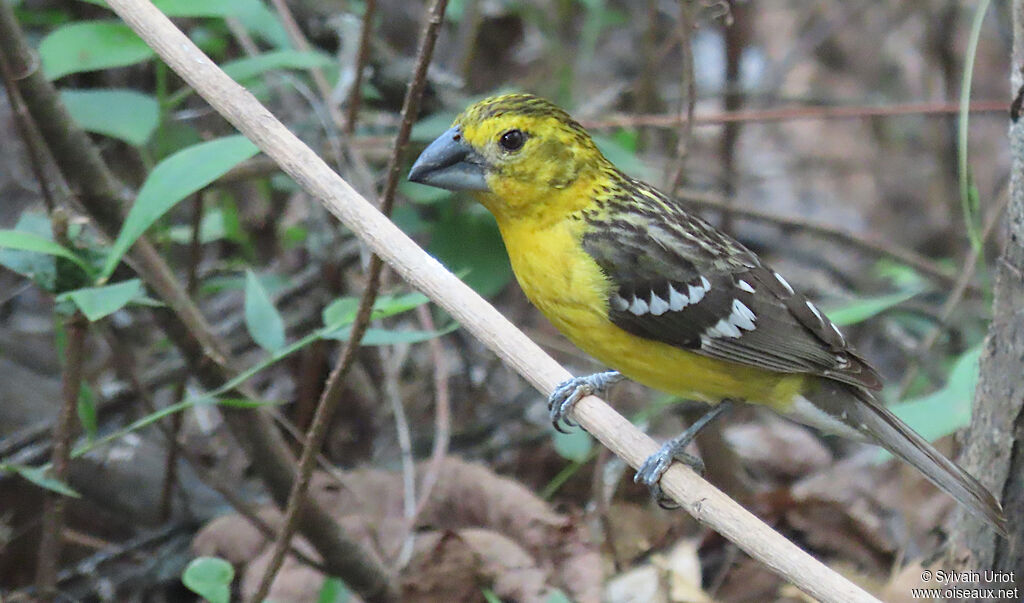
[[408, 127, 490, 192]]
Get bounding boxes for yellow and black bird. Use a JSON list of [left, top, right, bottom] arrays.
[[408, 93, 1006, 534]]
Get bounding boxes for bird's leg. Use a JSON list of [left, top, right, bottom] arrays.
[[548, 370, 623, 432], [634, 399, 735, 507]]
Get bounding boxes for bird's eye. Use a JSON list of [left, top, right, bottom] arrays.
[[498, 129, 527, 152]]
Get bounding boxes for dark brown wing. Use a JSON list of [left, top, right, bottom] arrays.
[[579, 175, 881, 391]]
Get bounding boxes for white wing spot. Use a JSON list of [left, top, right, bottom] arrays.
[[707, 318, 742, 338], [737, 279, 755, 294], [829, 321, 847, 345], [629, 296, 649, 316], [667, 284, 689, 311], [688, 281, 707, 304], [611, 294, 629, 312], [730, 299, 757, 331], [774, 272, 795, 295], [648, 291, 670, 316], [805, 300, 824, 322], [700, 276, 711, 290]]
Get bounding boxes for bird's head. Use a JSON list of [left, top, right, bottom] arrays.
[[408, 94, 612, 221]]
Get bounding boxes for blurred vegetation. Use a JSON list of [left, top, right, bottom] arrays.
[[0, 0, 1013, 600]]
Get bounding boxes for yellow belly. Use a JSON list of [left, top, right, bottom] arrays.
[[497, 217, 804, 410]]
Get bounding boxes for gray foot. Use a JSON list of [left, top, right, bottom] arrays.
[[547, 370, 623, 432]]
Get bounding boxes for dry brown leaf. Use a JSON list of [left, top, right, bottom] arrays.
[[723, 413, 833, 479]]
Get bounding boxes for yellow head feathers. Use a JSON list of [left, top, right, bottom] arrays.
[[409, 94, 612, 220]]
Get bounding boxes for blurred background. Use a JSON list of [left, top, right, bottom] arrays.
[[0, 0, 1014, 601]]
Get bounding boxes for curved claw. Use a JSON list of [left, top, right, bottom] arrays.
[[635, 446, 705, 509], [547, 371, 622, 431], [633, 400, 733, 507]]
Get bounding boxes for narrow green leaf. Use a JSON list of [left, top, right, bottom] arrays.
[[59, 279, 144, 322], [825, 289, 921, 326], [957, 0, 991, 252], [0, 229, 94, 277], [321, 292, 431, 329], [182, 557, 233, 603], [223, 50, 334, 82], [244, 270, 286, 352], [6, 465, 81, 498], [101, 135, 259, 279], [61, 89, 159, 145], [320, 325, 457, 345], [40, 21, 154, 80]]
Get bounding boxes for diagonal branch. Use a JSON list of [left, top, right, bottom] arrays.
[[99, 1, 882, 601], [0, 4, 396, 601], [251, 0, 448, 599]]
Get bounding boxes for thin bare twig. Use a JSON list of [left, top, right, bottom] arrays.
[[716, 2, 748, 233], [251, 1, 449, 599], [676, 188, 970, 291], [35, 309, 86, 599], [101, 1, 882, 599], [409, 304, 451, 520], [380, 344, 416, 567], [344, 0, 377, 134], [667, 0, 696, 192], [267, 0, 343, 127], [0, 45, 56, 214]]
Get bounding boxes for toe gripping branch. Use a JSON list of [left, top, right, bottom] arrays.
[[547, 370, 623, 432], [635, 400, 735, 508]]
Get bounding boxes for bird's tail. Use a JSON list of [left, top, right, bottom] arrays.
[[809, 382, 1007, 537]]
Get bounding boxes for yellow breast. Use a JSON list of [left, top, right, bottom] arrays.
[[494, 215, 805, 410]]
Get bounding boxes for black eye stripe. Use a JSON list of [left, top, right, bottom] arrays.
[[499, 129, 526, 152]]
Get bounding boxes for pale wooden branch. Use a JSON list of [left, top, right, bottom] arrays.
[[103, 0, 880, 601]]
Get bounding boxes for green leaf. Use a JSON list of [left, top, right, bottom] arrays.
[[317, 577, 351, 603], [40, 21, 154, 80], [429, 207, 512, 297], [5, 465, 81, 497], [321, 292, 431, 329], [245, 270, 286, 352], [61, 89, 159, 145], [0, 229, 95, 278], [321, 324, 457, 346], [59, 279, 144, 322], [552, 429, 593, 463], [182, 557, 233, 603], [78, 383, 98, 440], [151, 0, 238, 16], [886, 347, 981, 454], [825, 289, 922, 326], [101, 135, 259, 279], [78, 0, 245, 17], [223, 49, 334, 81], [482, 589, 503, 603]]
